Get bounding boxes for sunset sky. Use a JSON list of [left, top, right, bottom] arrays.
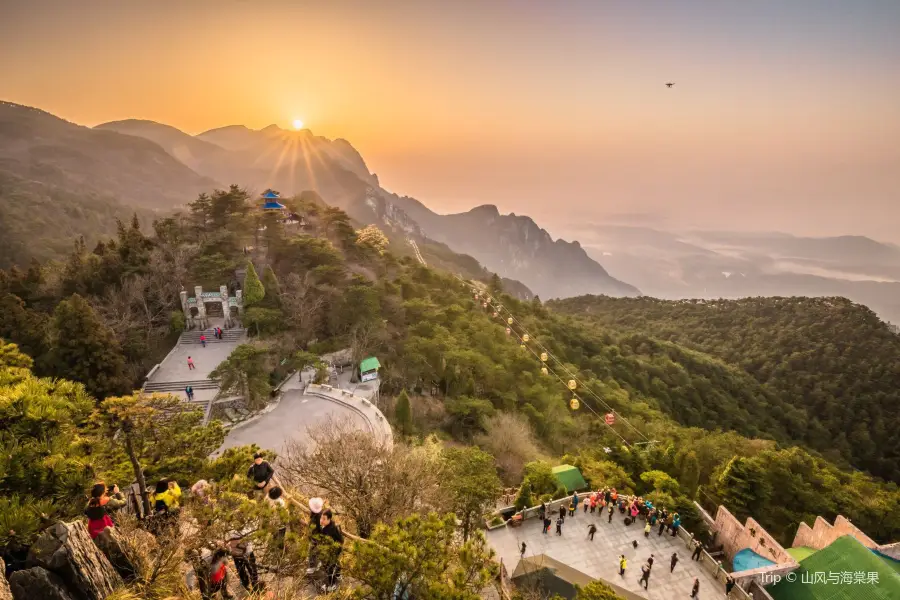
[[3, 0, 899, 241]]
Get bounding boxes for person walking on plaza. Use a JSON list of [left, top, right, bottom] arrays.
[[618, 555, 627, 576], [608, 504, 614, 523], [671, 513, 682, 537], [691, 578, 700, 598], [187, 356, 195, 370], [588, 523, 597, 541], [670, 552, 679, 573], [692, 539, 703, 561], [556, 516, 564, 535], [559, 504, 566, 521], [542, 516, 551, 534], [185, 385, 194, 401], [200, 333, 206, 347], [639, 563, 651, 590], [647, 554, 654, 569], [583, 496, 590, 513], [658, 517, 667, 536], [644, 521, 652, 537], [520, 542, 527, 557]]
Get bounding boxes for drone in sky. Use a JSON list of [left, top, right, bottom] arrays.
[[665, 82, 675, 88]]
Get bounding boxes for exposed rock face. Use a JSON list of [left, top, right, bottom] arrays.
[[8, 567, 76, 600], [0, 558, 12, 600], [28, 521, 122, 600], [94, 527, 138, 580]]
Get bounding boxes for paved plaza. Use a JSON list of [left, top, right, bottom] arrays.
[[487, 508, 723, 600]]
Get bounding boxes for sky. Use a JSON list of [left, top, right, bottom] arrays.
[[2, 0, 900, 242]]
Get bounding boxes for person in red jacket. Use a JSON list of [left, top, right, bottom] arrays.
[[84, 482, 125, 539]]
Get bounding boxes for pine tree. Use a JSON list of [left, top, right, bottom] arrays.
[[210, 343, 272, 410], [348, 513, 498, 600], [261, 265, 281, 305], [576, 580, 628, 600], [0, 341, 96, 551], [394, 389, 412, 435], [242, 262, 265, 307], [442, 447, 502, 540], [46, 293, 130, 400]]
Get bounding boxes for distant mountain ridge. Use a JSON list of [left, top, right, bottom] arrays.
[[95, 114, 639, 298]]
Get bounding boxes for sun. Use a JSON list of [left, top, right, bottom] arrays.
[[292, 118, 304, 130]]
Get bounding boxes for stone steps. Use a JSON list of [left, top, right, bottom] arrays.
[[143, 379, 219, 393], [178, 328, 246, 345]]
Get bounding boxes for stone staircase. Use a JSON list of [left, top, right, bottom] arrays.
[[178, 327, 246, 345], [143, 378, 219, 395]]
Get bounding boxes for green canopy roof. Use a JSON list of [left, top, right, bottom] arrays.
[[360, 356, 381, 373], [552, 465, 587, 492], [768, 536, 900, 600]]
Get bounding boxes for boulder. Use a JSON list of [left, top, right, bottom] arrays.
[[28, 521, 122, 600], [94, 528, 137, 580], [8, 567, 76, 600], [0, 558, 12, 600]]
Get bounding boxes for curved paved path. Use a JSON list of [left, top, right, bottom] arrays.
[[218, 389, 370, 456]]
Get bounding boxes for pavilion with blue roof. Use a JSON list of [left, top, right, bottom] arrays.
[[261, 190, 286, 210]]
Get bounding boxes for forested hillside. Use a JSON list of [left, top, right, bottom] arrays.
[[549, 295, 900, 483], [2, 185, 899, 555]]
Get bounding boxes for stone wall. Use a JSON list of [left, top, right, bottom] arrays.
[[791, 515, 878, 551], [713, 506, 796, 566]]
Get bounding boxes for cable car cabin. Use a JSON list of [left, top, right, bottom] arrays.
[[359, 356, 381, 383]]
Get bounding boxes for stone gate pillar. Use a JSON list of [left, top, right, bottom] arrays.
[[220, 285, 231, 327], [180, 289, 189, 327], [235, 289, 244, 317], [194, 285, 207, 329]]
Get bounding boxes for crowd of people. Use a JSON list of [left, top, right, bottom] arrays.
[[82, 451, 345, 599], [528, 487, 715, 597]]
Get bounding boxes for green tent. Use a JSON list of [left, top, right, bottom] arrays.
[[552, 465, 587, 492], [359, 356, 381, 382], [768, 536, 900, 600]]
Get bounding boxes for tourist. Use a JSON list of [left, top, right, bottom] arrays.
[[227, 529, 261, 594], [583, 496, 590, 513], [539, 501, 546, 521], [573, 492, 579, 508], [520, 542, 527, 557], [589, 493, 597, 513], [190, 479, 211, 503], [187, 356, 195, 370], [85, 488, 116, 539], [639, 562, 651, 589], [725, 575, 735, 595], [559, 504, 566, 521], [307, 497, 325, 574], [618, 555, 627, 576], [568, 499, 576, 517], [200, 333, 206, 347], [154, 478, 182, 513], [670, 552, 679, 572], [267, 486, 286, 508], [320, 509, 344, 593], [644, 521, 651, 537], [691, 578, 700, 598], [556, 516, 563, 535], [185, 385, 194, 401], [608, 504, 614, 523], [691, 539, 703, 561], [671, 513, 682, 537], [658, 517, 667, 536], [198, 548, 234, 600], [542, 516, 551, 534], [247, 452, 275, 492], [588, 523, 597, 541], [647, 554, 654, 568]]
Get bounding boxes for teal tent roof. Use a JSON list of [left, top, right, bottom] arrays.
[[552, 464, 587, 492], [360, 356, 381, 372]]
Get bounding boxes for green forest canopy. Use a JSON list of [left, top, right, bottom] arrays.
[[1, 185, 899, 551]]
